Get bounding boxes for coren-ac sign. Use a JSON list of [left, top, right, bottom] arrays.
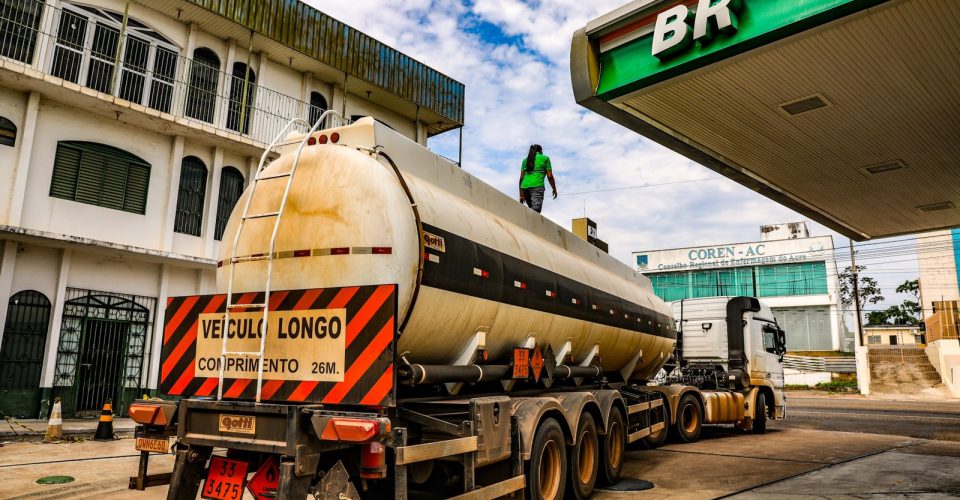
[[652, 0, 744, 59]]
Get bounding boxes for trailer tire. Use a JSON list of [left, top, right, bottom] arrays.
[[567, 412, 598, 499], [597, 407, 625, 487], [642, 399, 669, 449], [674, 394, 703, 443], [527, 418, 567, 500], [752, 392, 768, 434]]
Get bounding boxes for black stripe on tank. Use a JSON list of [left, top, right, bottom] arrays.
[[420, 224, 676, 340]]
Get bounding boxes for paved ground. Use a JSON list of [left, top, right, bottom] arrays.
[[2, 396, 959, 499]]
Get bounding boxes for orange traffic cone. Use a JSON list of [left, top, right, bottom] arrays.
[[43, 397, 63, 443], [94, 399, 114, 441]]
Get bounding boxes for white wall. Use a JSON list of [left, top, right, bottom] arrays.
[[917, 229, 959, 315], [0, 87, 26, 223], [10, 244, 60, 300]]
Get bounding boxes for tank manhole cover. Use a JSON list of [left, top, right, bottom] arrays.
[[36, 476, 75, 485], [599, 478, 655, 492]]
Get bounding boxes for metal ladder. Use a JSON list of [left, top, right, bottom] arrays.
[[218, 110, 346, 402]]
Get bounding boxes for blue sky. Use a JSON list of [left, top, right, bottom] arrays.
[[308, 0, 922, 315]]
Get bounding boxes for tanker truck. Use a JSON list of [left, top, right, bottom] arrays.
[[126, 117, 786, 500]]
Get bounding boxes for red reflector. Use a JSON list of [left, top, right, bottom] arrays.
[[318, 135, 329, 144], [372, 247, 392, 255], [481, 270, 490, 278], [331, 132, 340, 143], [307, 136, 317, 146], [521, 282, 527, 289], [331, 247, 350, 255], [293, 249, 311, 257]]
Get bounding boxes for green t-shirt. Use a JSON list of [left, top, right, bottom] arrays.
[[520, 153, 552, 189]]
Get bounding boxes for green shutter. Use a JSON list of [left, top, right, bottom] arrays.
[[50, 143, 81, 200], [49, 141, 150, 214]]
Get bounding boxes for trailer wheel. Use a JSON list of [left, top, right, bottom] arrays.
[[752, 392, 768, 434], [567, 412, 598, 499], [597, 407, 625, 487], [642, 399, 669, 449], [674, 394, 703, 443], [527, 418, 567, 500]]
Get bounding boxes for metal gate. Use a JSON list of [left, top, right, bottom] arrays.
[[0, 290, 51, 418], [75, 319, 127, 414], [53, 289, 155, 417]]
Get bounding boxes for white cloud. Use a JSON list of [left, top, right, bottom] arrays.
[[307, 0, 919, 315]]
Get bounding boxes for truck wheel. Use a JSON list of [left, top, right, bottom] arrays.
[[527, 418, 567, 500], [642, 399, 669, 449], [567, 413, 598, 499], [674, 394, 702, 443], [752, 392, 768, 434], [597, 407, 625, 487]]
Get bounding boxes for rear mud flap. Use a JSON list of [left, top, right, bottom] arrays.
[[314, 461, 360, 500]]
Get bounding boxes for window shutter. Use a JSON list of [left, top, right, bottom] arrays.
[[49, 141, 150, 214], [50, 144, 81, 200]]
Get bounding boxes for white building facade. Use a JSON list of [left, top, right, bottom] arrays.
[[633, 223, 845, 352], [0, 0, 464, 418]]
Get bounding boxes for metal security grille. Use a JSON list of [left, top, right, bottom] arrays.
[[226, 62, 255, 134], [0, 290, 51, 390], [215, 167, 244, 240], [174, 156, 207, 236], [49, 141, 151, 214], [53, 289, 155, 415], [185, 48, 220, 123], [0, 0, 44, 64]]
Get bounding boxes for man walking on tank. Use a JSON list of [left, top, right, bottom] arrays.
[[519, 144, 557, 213]]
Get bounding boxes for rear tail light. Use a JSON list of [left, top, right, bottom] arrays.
[[318, 134, 329, 144], [319, 417, 390, 442], [331, 132, 340, 143], [128, 402, 175, 426], [307, 136, 317, 146]]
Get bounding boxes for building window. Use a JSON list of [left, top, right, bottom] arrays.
[[0, 116, 16, 146], [49, 141, 150, 214], [215, 167, 244, 240], [867, 335, 881, 345], [308, 91, 327, 126], [174, 156, 207, 236], [0, 290, 52, 418], [185, 47, 220, 123], [49, 3, 178, 112], [226, 63, 255, 134], [757, 262, 828, 297], [0, 0, 45, 64]]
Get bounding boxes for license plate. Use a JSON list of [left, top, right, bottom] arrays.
[[134, 436, 171, 453], [202, 456, 249, 500]]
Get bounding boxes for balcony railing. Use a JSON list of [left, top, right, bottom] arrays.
[[0, 0, 331, 144]]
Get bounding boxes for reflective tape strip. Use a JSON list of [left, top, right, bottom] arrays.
[[218, 246, 392, 267], [427, 254, 440, 263]]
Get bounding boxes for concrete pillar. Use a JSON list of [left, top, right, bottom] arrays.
[[39, 248, 71, 389], [203, 147, 224, 258], [161, 136, 185, 252], [145, 264, 169, 390], [855, 345, 871, 395], [173, 23, 198, 116], [8, 92, 40, 226], [0, 240, 18, 350], [216, 43, 237, 130]]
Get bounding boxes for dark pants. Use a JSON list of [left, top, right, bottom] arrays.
[[523, 187, 545, 213]]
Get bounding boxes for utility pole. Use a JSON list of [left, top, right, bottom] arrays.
[[849, 240, 864, 347]]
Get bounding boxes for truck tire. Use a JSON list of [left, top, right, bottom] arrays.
[[642, 399, 669, 449], [597, 407, 625, 487], [567, 413, 598, 499], [752, 392, 768, 434], [674, 394, 703, 443], [527, 418, 567, 500]]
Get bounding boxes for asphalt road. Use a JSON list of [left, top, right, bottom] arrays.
[[774, 393, 960, 442]]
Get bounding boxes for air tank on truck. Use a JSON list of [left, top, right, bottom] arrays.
[[126, 116, 786, 500]]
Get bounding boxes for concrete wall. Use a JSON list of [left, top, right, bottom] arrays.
[[917, 230, 959, 316], [925, 339, 960, 398]]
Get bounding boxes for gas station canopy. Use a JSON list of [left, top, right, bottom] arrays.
[[571, 0, 960, 240]]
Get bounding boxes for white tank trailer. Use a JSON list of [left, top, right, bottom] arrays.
[[217, 117, 676, 383], [133, 119, 785, 500]]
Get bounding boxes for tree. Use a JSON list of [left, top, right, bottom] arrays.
[[895, 279, 921, 323], [863, 279, 921, 326], [839, 264, 885, 313]]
